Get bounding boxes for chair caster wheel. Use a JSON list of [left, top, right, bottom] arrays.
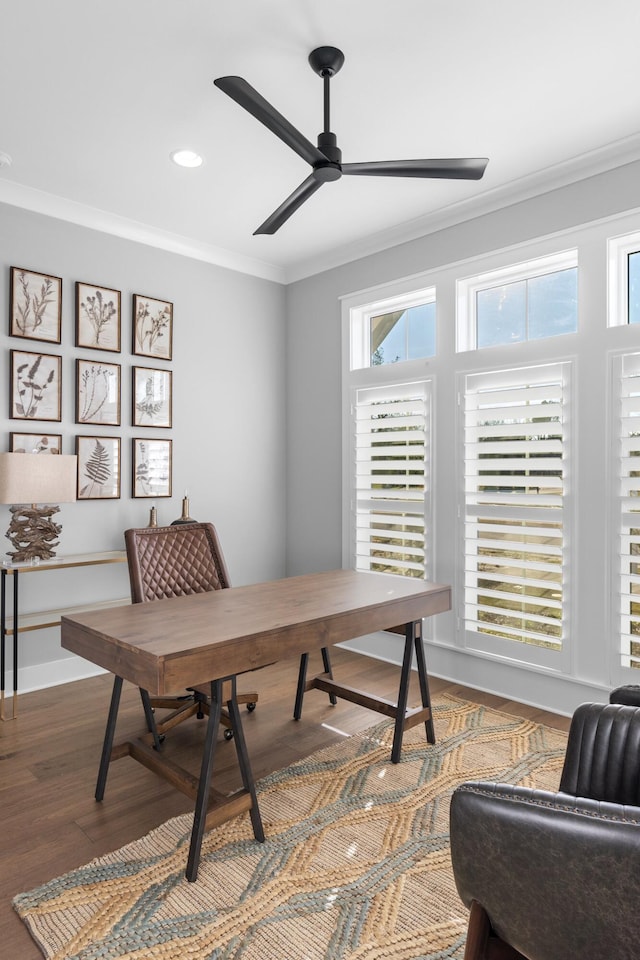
[[224, 728, 234, 741], [247, 702, 256, 712]]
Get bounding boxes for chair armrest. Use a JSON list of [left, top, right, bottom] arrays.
[[450, 781, 640, 960]]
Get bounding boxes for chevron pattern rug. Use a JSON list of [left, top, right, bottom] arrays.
[[14, 694, 567, 960]]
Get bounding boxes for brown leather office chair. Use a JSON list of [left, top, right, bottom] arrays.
[[450, 702, 640, 960], [124, 522, 259, 743]]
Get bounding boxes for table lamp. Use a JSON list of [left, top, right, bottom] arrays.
[[0, 453, 77, 562]]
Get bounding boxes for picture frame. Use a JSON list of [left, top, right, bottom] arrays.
[[10, 350, 62, 422], [76, 435, 121, 500], [132, 293, 173, 360], [132, 437, 172, 498], [10, 267, 62, 344], [76, 281, 121, 352], [132, 366, 172, 428], [10, 432, 62, 455], [76, 359, 121, 426]]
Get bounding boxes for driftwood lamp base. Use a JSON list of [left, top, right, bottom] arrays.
[[6, 503, 62, 562]]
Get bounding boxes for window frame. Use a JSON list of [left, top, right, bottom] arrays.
[[349, 284, 436, 371], [456, 249, 578, 352], [608, 230, 640, 327]]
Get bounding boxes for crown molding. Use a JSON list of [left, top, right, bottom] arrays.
[[0, 178, 286, 284], [4, 131, 640, 288], [283, 132, 640, 284]]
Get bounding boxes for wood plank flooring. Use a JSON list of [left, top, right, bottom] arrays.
[[0, 647, 571, 957]]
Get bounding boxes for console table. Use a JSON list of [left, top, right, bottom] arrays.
[[1, 551, 128, 720]]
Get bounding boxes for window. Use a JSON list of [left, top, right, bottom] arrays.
[[370, 301, 436, 366], [462, 362, 571, 665], [457, 250, 578, 351], [351, 381, 430, 579], [349, 287, 436, 370], [608, 231, 640, 326], [616, 352, 640, 669]]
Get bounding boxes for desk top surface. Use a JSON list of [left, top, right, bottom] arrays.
[[61, 569, 451, 694]]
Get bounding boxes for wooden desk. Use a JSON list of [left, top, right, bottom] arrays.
[[62, 569, 451, 880]]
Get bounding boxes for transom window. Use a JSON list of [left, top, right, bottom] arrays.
[[370, 301, 436, 366], [457, 250, 578, 351], [608, 230, 640, 326], [349, 286, 436, 370]]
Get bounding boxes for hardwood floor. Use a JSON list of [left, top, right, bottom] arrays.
[[0, 648, 571, 957]]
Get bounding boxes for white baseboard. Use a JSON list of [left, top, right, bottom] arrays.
[[338, 633, 611, 718], [4, 654, 106, 698]]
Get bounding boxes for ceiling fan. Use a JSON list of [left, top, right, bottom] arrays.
[[214, 46, 488, 236]]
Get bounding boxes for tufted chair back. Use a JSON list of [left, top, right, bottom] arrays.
[[125, 523, 231, 604], [559, 701, 640, 804]]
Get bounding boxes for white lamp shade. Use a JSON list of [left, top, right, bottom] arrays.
[[0, 453, 77, 504]]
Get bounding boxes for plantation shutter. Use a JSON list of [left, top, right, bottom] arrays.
[[463, 362, 569, 651], [353, 380, 430, 579], [618, 353, 640, 668]]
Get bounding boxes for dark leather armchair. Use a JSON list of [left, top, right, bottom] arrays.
[[450, 702, 640, 960]]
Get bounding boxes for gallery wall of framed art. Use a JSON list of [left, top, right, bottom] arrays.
[[6, 265, 174, 502]]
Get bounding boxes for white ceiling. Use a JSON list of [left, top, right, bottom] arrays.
[[3, 0, 640, 283]]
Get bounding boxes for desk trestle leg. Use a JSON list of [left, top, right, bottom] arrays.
[[186, 677, 264, 882], [96, 675, 123, 802], [296, 620, 435, 764]]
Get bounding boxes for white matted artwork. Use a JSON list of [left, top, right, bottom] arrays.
[[10, 267, 62, 343], [76, 360, 121, 426], [76, 435, 121, 500], [133, 438, 172, 498], [76, 282, 121, 352], [10, 432, 62, 454], [10, 350, 62, 422], [132, 366, 172, 428], [132, 294, 173, 360]]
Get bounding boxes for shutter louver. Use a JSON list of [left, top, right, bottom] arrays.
[[354, 381, 429, 579], [618, 353, 640, 669], [464, 363, 568, 650]]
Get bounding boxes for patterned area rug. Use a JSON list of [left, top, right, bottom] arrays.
[[14, 694, 567, 960]]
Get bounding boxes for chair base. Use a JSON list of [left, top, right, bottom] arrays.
[[145, 683, 258, 743]]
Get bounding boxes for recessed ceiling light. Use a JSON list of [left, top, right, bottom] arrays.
[[0, 151, 13, 168], [170, 149, 203, 168]]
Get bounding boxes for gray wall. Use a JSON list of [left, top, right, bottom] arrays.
[[285, 159, 640, 714], [1, 202, 287, 689]]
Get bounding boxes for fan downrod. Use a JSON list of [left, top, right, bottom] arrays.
[[308, 46, 344, 77]]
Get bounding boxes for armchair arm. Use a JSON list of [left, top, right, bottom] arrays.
[[450, 781, 640, 960]]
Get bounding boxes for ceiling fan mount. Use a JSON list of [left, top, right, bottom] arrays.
[[307, 45, 345, 78], [214, 47, 488, 235]]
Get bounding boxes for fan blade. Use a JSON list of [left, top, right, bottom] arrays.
[[254, 174, 323, 235], [214, 76, 327, 167], [342, 158, 488, 180]]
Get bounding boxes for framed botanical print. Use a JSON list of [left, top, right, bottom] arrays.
[[132, 438, 172, 498], [76, 359, 121, 426], [76, 435, 121, 500], [132, 366, 172, 428], [133, 293, 173, 360], [76, 281, 121, 352], [10, 350, 62, 422], [10, 267, 62, 343], [10, 432, 62, 454]]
